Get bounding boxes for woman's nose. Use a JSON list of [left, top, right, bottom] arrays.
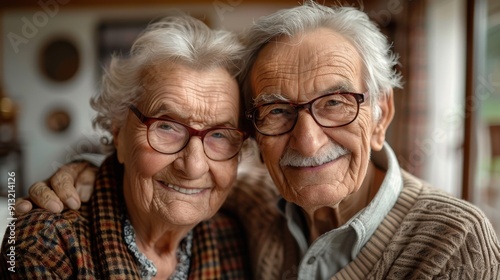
[[173, 137, 210, 179]]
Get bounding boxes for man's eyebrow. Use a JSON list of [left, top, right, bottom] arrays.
[[252, 93, 291, 106], [252, 84, 354, 106], [320, 84, 352, 95]]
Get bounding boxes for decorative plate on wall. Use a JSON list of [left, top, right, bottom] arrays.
[[45, 108, 71, 134], [39, 38, 80, 83]]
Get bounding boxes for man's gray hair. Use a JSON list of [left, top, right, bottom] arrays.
[[92, 14, 245, 148], [240, 1, 403, 118]]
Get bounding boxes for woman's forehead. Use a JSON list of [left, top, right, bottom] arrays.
[[138, 63, 241, 126]]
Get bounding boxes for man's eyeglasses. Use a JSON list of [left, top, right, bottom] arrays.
[[246, 92, 366, 136], [129, 105, 248, 161]]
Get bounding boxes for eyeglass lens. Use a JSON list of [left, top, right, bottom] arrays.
[[252, 93, 360, 135], [147, 119, 244, 160]]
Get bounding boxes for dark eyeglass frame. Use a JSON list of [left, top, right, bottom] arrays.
[[129, 105, 248, 161], [246, 92, 366, 136]]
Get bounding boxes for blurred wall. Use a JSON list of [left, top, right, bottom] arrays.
[[1, 3, 292, 194], [425, 0, 466, 197]]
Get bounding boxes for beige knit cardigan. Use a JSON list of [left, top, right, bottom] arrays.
[[224, 167, 500, 280]]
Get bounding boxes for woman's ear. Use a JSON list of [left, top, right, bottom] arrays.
[[371, 89, 395, 151]]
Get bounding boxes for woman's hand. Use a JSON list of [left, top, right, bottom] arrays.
[[15, 162, 98, 215]]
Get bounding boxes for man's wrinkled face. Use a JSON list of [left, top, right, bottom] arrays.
[[250, 28, 385, 212]]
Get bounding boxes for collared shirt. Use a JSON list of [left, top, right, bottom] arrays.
[[277, 143, 403, 279], [123, 217, 193, 280]]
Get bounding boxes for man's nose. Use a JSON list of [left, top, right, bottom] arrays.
[[288, 111, 329, 157]]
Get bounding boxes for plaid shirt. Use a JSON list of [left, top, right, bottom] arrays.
[[0, 154, 251, 279]]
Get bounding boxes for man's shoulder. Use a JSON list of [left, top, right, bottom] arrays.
[[398, 172, 500, 251], [401, 174, 486, 227], [372, 171, 500, 277], [400, 170, 482, 218]]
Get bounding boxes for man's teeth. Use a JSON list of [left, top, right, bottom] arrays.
[[166, 183, 204, 195]]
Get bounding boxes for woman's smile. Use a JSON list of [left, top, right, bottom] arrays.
[[157, 180, 208, 195]]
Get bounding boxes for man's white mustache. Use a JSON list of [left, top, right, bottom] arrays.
[[279, 142, 350, 167]]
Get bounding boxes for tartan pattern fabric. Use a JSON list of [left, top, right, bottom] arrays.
[[189, 212, 251, 280], [0, 153, 251, 279]]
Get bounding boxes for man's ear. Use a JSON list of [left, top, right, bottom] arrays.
[[371, 89, 395, 151]]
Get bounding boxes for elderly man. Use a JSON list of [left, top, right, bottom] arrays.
[[229, 2, 500, 279], [16, 2, 500, 279]]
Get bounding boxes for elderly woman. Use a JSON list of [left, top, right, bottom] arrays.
[[1, 15, 250, 279]]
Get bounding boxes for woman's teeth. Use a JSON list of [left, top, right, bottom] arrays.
[[164, 183, 204, 195]]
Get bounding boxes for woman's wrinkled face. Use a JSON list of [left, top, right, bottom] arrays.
[[115, 63, 240, 226], [250, 28, 385, 212]]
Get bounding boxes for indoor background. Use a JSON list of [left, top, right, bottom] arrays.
[[0, 0, 498, 237]]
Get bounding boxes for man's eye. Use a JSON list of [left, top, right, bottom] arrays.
[[325, 100, 341, 106], [320, 95, 353, 108], [270, 108, 286, 115]]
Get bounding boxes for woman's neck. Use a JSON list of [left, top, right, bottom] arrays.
[[128, 205, 194, 279], [123, 183, 195, 278]]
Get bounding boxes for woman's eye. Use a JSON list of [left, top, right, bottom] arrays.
[[158, 123, 173, 131], [211, 132, 227, 139]]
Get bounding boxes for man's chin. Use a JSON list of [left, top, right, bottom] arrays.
[[284, 183, 348, 208]]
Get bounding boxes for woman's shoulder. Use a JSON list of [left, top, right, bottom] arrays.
[[191, 211, 251, 279], [0, 207, 94, 278], [8, 207, 90, 246], [206, 210, 246, 240]]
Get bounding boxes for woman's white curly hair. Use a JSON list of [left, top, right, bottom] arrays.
[[91, 13, 245, 150]]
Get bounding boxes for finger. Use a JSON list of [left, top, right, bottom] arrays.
[[50, 162, 89, 209], [15, 198, 33, 215], [75, 165, 97, 202], [28, 182, 64, 213]]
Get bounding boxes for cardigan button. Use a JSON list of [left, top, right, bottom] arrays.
[[307, 256, 316, 264]]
